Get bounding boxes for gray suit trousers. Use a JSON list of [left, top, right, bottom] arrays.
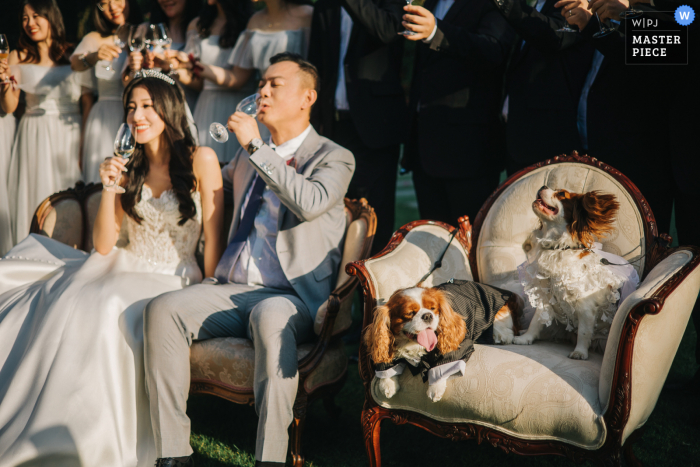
[[143, 282, 313, 462]]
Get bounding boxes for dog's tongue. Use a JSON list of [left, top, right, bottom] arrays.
[[416, 329, 438, 352]]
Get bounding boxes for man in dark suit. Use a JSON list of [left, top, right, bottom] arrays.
[[400, 0, 516, 225], [308, 0, 406, 253], [493, 0, 594, 174]]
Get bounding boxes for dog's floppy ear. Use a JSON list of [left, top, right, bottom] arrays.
[[363, 305, 395, 364], [568, 191, 619, 247], [435, 293, 466, 355]]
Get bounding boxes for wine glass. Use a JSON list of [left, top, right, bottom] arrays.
[[0, 34, 10, 84], [398, 0, 417, 36], [592, 12, 615, 38], [105, 123, 135, 193], [209, 93, 261, 143], [144, 24, 157, 53], [104, 24, 128, 73], [128, 25, 145, 77], [155, 23, 172, 51], [619, 5, 643, 19], [557, 10, 578, 32]]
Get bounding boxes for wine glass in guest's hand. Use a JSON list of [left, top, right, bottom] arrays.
[[105, 123, 135, 193], [592, 12, 615, 37], [0, 34, 10, 84], [105, 24, 129, 72], [128, 25, 145, 76], [209, 93, 261, 143], [155, 23, 172, 50], [399, 0, 419, 36]]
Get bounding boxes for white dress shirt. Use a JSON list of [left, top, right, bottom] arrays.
[[334, 7, 354, 111], [230, 125, 313, 289], [424, 0, 455, 42]]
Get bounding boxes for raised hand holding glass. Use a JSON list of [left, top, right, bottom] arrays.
[[105, 123, 135, 193], [209, 93, 261, 144]]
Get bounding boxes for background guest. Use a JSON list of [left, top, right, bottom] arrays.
[[399, 0, 515, 225], [556, 0, 673, 234], [2, 0, 88, 247], [173, 0, 253, 162], [308, 0, 406, 254], [492, 0, 594, 174], [148, 0, 201, 110], [0, 103, 16, 256], [71, 0, 142, 183]]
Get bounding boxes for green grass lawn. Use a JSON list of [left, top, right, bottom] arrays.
[[188, 172, 700, 466]]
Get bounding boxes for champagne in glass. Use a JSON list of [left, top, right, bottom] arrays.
[[0, 34, 10, 84], [209, 93, 261, 143], [105, 123, 135, 193]]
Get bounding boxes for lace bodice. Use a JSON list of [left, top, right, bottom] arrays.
[[123, 186, 203, 282]]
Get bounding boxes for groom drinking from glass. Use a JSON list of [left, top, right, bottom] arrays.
[[144, 52, 355, 467]]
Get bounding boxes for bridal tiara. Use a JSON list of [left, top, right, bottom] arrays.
[[136, 69, 176, 85]]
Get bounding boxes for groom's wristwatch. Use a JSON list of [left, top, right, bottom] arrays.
[[247, 138, 264, 155]]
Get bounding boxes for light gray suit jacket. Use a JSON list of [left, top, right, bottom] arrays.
[[221, 126, 355, 318]]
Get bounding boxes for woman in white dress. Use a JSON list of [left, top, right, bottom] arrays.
[[1, 0, 90, 247], [174, 0, 311, 162], [70, 0, 143, 184], [0, 73, 223, 467], [0, 110, 16, 255]]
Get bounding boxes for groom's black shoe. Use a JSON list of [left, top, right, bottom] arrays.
[[155, 457, 193, 467]]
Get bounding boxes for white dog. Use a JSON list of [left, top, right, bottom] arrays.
[[512, 186, 634, 360]]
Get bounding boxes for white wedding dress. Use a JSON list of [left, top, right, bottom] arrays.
[[0, 185, 202, 467]]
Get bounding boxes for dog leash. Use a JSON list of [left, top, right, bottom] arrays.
[[416, 229, 459, 285]]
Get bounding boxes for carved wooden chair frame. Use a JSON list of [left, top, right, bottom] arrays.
[[347, 152, 699, 467], [30, 181, 103, 250], [189, 197, 377, 467]]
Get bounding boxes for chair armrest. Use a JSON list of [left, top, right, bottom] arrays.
[[298, 276, 358, 377], [598, 247, 700, 444]]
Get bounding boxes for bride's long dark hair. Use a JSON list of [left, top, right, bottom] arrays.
[[121, 77, 197, 226]]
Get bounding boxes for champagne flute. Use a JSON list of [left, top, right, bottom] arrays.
[[209, 93, 261, 143], [592, 12, 615, 38], [105, 123, 135, 193], [144, 24, 157, 53], [0, 34, 10, 84]]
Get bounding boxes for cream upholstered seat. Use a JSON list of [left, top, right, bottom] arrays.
[[347, 153, 700, 467]]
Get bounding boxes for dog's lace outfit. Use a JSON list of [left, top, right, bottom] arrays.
[[518, 241, 639, 340]]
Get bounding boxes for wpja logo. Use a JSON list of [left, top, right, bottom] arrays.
[[625, 6, 692, 64]]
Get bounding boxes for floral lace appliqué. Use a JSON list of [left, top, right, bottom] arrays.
[[124, 186, 202, 267]]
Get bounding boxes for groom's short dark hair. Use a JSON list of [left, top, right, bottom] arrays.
[[269, 52, 319, 93]]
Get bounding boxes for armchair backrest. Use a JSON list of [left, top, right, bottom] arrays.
[[471, 153, 659, 285], [352, 219, 473, 309]]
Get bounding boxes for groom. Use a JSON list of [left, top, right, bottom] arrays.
[[144, 53, 355, 467]]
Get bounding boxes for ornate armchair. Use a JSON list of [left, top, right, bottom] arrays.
[[347, 152, 700, 467], [29, 183, 377, 467]]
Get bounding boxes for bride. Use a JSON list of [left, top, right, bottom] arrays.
[[0, 72, 223, 466]]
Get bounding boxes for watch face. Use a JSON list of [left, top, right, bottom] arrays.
[[252, 138, 263, 148]]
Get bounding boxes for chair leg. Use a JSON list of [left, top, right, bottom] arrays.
[[323, 395, 342, 419], [361, 406, 385, 467], [290, 402, 306, 467]]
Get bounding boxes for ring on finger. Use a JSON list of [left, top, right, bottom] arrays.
[[569, 9, 573, 15]]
